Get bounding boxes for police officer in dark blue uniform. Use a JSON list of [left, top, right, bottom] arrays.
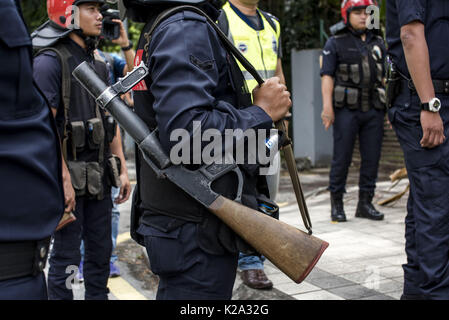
[[320, 0, 386, 222], [122, 0, 291, 299], [0, 0, 65, 300], [32, 0, 131, 300], [386, 0, 449, 300]]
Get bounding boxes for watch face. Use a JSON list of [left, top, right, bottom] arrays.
[[434, 99, 441, 108], [431, 98, 442, 112]]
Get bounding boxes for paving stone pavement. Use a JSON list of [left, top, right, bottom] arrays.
[[260, 172, 409, 300], [128, 160, 409, 300]]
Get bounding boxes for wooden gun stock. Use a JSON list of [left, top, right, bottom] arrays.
[[209, 196, 329, 283]]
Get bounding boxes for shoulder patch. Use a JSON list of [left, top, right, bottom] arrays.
[[190, 54, 214, 71]]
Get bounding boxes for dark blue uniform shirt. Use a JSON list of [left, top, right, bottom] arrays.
[[33, 38, 112, 186], [33, 39, 111, 111], [140, 10, 273, 155], [386, 0, 449, 79], [320, 30, 385, 77], [0, 0, 64, 241]]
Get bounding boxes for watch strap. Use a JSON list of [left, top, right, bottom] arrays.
[[421, 102, 431, 111], [121, 41, 133, 51]]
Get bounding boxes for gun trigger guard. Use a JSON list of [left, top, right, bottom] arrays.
[[231, 167, 243, 203], [198, 163, 244, 204]]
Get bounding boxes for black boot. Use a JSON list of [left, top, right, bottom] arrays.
[[355, 191, 384, 221], [330, 192, 347, 222]]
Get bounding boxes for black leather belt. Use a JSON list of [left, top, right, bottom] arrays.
[[401, 79, 449, 95], [0, 238, 50, 281]]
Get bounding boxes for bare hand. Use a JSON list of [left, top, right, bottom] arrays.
[[420, 111, 445, 148], [62, 170, 76, 213], [121, 92, 134, 107], [111, 19, 129, 48], [321, 106, 334, 131], [386, 117, 393, 130], [253, 77, 291, 122], [115, 173, 131, 204]]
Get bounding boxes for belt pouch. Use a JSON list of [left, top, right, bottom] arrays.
[[71, 121, 85, 152], [86, 162, 103, 197], [333, 85, 346, 108], [67, 161, 87, 197], [338, 64, 349, 82], [346, 87, 359, 110], [87, 118, 104, 150], [108, 155, 122, 188], [349, 64, 360, 84], [385, 77, 400, 108]]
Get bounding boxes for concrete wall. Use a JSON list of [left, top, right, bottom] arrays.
[[291, 49, 333, 167]]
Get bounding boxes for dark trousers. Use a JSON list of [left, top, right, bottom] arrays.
[[329, 107, 385, 194], [0, 273, 47, 300], [389, 93, 449, 299], [48, 195, 112, 300], [139, 222, 239, 300]]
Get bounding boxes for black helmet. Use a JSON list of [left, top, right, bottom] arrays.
[[122, 0, 210, 22]]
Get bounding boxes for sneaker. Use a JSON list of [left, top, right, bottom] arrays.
[[77, 261, 84, 282], [109, 262, 120, 278]]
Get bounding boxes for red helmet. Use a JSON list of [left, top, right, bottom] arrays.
[[47, 0, 105, 29], [341, 0, 378, 25]]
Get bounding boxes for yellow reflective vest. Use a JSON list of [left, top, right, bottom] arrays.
[[221, 1, 281, 93]]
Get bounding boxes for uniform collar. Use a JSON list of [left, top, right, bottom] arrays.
[[348, 28, 374, 43], [199, 2, 221, 22], [228, 1, 264, 31]]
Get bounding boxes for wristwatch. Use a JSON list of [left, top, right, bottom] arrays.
[[421, 97, 441, 112], [121, 40, 133, 52]]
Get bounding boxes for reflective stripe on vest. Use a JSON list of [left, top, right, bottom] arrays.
[[222, 1, 280, 93]]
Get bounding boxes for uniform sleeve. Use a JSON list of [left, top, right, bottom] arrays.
[[148, 15, 273, 154], [320, 38, 338, 77], [33, 52, 62, 110], [395, 0, 425, 27]]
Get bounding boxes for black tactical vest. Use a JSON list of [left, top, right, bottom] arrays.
[[132, 12, 270, 255], [333, 31, 386, 112], [36, 39, 113, 200]]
